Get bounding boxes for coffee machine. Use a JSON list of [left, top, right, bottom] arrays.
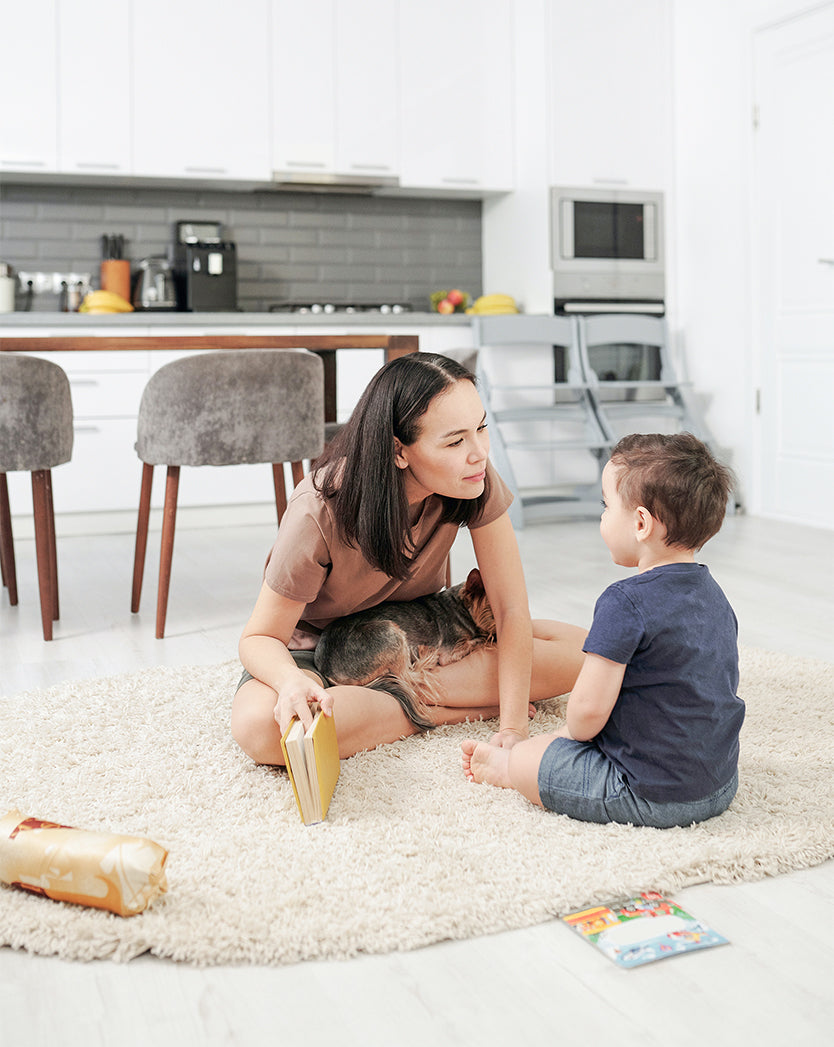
[[169, 220, 238, 311]]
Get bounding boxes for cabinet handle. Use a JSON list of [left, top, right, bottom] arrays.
[[73, 425, 101, 434], [285, 160, 329, 169], [184, 166, 227, 174], [819, 258, 834, 266], [75, 162, 123, 171], [1, 159, 47, 167], [440, 176, 480, 186], [70, 379, 100, 387], [349, 163, 393, 172]]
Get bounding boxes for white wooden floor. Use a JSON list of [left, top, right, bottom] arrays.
[[1, 506, 833, 1047]]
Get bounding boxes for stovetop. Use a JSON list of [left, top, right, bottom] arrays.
[[268, 302, 413, 316]]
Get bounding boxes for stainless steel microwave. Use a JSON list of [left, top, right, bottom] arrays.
[[550, 186, 665, 313]]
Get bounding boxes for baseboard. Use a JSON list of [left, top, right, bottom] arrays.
[[9, 502, 279, 539]]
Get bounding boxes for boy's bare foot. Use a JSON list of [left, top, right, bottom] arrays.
[[461, 739, 512, 789]]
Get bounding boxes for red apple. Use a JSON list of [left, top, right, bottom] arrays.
[[446, 289, 464, 306], [436, 298, 455, 314]]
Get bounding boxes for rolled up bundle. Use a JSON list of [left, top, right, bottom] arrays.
[[0, 809, 168, 917]]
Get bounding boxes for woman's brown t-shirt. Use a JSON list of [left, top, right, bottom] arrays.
[[263, 461, 512, 648]]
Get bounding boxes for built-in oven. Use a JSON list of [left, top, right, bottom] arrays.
[[550, 186, 665, 315]]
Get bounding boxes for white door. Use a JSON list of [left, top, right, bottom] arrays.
[[753, 6, 834, 528]]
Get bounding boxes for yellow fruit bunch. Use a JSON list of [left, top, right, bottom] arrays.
[[466, 293, 519, 315], [79, 290, 134, 314]]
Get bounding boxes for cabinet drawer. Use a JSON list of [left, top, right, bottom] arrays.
[[166, 461, 279, 511], [5, 418, 141, 514], [67, 371, 146, 419], [24, 350, 151, 373], [14, 350, 150, 420]]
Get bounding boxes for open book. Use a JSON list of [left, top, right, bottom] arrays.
[[280, 711, 340, 825], [562, 892, 729, 968]]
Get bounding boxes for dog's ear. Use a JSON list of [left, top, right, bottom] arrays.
[[463, 568, 485, 598]]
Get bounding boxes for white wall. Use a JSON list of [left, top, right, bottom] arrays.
[[669, 0, 757, 498], [670, 0, 823, 510], [483, 0, 825, 512], [482, 0, 552, 313]]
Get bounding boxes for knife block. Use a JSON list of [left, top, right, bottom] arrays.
[[100, 259, 131, 302]]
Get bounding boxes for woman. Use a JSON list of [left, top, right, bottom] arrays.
[[231, 352, 586, 762]]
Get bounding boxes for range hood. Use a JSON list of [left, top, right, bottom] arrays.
[[270, 169, 399, 194]]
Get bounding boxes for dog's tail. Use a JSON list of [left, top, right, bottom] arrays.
[[365, 673, 437, 732]]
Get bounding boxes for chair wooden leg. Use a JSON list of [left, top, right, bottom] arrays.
[[290, 461, 304, 488], [44, 469, 59, 620], [156, 465, 180, 639], [132, 463, 154, 614], [0, 472, 18, 605], [272, 463, 288, 524], [31, 469, 56, 641]]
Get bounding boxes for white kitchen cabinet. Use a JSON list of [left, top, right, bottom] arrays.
[[334, 1, 399, 181], [2, 0, 512, 195], [4, 350, 151, 516], [271, 0, 336, 174], [4, 324, 473, 516], [398, 0, 514, 193], [547, 0, 673, 190], [131, 0, 271, 181], [57, 0, 131, 175], [50, 351, 150, 515], [271, 0, 399, 183], [0, 3, 58, 174]]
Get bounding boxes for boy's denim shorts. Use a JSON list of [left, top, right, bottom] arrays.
[[537, 737, 738, 828]]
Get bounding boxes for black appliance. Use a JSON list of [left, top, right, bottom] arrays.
[[170, 220, 238, 312]]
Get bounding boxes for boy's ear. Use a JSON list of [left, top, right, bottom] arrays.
[[634, 505, 654, 541]]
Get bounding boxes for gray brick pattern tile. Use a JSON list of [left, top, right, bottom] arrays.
[[0, 183, 483, 312]]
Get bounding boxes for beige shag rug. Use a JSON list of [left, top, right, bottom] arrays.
[[1, 646, 832, 965]]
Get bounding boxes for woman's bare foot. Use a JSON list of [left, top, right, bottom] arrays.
[[461, 739, 512, 788]]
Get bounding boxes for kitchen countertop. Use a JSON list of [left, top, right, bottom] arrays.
[[0, 316, 436, 424], [0, 311, 472, 331]]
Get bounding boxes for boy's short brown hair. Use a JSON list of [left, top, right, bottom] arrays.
[[609, 433, 735, 550]]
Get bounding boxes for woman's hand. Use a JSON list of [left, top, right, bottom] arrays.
[[273, 671, 334, 736], [490, 725, 529, 749], [240, 583, 336, 737]]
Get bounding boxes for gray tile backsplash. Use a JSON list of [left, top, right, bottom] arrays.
[[0, 183, 483, 312]]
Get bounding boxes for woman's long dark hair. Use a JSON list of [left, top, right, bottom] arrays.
[[313, 353, 492, 580]]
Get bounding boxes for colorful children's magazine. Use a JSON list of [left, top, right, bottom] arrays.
[[561, 891, 729, 968]]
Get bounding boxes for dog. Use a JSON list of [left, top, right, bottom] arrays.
[[314, 568, 496, 731]]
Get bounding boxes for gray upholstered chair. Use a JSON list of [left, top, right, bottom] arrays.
[[0, 353, 74, 640], [131, 348, 325, 638]]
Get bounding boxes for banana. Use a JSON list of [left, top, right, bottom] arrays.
[[466, 293, 519, 315], [476, 294, 516, 305], [79, 289, 134, 314], [467, 307, 520, 315]]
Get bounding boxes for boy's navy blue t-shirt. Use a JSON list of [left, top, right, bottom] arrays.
[[583, 562, 744, 803]]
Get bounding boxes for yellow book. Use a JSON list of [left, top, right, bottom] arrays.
[[280, 711, 340, 825]]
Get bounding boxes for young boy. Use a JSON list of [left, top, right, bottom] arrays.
[[462, 432, 744, 828]]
